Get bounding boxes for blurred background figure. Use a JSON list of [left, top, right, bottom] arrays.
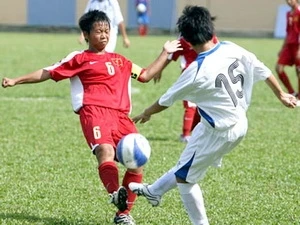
[[275, 0, 300, 99], [135, 0, 150, 36], [79, 0, 130, 52]]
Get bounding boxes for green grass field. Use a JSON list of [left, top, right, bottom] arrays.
[[0, 32, 299, 225]]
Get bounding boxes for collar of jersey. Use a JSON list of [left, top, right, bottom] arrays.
[[197, 42, 221, 59]]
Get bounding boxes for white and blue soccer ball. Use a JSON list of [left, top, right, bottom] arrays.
[[116, 133, 151, 169], [136, 3, 147, 13]]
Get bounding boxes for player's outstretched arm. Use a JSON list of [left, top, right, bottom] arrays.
[[132, 100, 168, 124], [2, 69, 51, 88], [153, 59, 171, 84], [265, 74, 297, 108], [140, 40, 182, 82]]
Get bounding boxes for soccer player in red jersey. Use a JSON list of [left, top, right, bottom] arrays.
[[1, 10, 181, 225], [276, 0, 300, 100], [154, 34, 219, 142]]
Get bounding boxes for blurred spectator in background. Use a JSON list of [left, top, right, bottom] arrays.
[[135, 0, 150, 36], [79, 0, 130, 52]]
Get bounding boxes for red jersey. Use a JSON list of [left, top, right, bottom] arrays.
[[169, 36, 219, 72], [45, 50, 143, 113], [286, 6, 300, 44]]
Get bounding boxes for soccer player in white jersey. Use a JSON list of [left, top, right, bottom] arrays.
[[2, 10, 181, 225], [129, 6, 297, 225], [79, 0, 130, 52]]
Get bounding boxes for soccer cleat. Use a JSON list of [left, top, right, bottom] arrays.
[[297, 100, 300, 107], [109, 186, 128, 212], [129, 182, 161, 207], [114, 213, 135, 225]]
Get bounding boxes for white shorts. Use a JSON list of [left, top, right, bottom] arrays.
[[174, 117, 248, 183]]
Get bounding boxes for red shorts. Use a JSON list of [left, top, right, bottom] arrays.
[[278, 43, 300, 66], [79, 105, 138, 151]]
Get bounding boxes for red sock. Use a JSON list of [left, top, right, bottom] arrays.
[[191, 110, 201, 131], [182, 107, 196, 136], [278, 71, 294, 94], [138, 25, 147, 36], [138, 26, 144, 36], [121, 171, 143, 212], [98, 161, 119, 194], [143, 26, 148, 36]]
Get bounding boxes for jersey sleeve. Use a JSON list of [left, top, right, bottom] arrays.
[[44, 51, 83, 82], [158, 62, 197, 107], [169, 50, 183, 61], [131, 63, 145, 81], [112, 54, 145, 82], [111, 0, 124, 25], [241, 48, 271, 83]]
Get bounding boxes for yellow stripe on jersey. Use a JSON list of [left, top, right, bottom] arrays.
[[131, 63, 143, 80]]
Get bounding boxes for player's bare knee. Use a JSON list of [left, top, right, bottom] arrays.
[[275, 64, 283, 74], [94, 144, 115, 164]]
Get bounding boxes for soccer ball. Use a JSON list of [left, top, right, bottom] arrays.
[[116, 133, 151, 169], [136, 3, 147, 13]]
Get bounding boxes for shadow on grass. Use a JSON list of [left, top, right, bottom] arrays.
[[0, 213, 102, 225]]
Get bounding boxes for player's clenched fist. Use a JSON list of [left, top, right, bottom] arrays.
[[2, 77, 15, 88]]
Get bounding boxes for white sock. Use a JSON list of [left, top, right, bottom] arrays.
[[148, 167, 177, 196], [177, 183, 209, 225]]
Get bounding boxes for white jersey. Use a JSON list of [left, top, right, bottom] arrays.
[[84, 0, 124, 52], [159, 41, 271, 130]]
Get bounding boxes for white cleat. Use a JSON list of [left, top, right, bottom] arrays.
[[129, 182, 161, 207], [114, 213, 135, 225], [296, 100, 300, 107]]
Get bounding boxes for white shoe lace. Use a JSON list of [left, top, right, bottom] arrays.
[[115, 214, 135, 225]]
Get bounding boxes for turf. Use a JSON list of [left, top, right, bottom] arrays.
[[0, 32, 299, 225]]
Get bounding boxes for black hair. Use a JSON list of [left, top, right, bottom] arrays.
[[177, 6, 214, 46], [79, 10, 111, 34]]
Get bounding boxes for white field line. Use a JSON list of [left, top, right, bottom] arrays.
[[0, 97, 64, 101], [250, 106, 282, 112], [0, 88, 141, 102], [0, 97, 285, 113], [131, 87, 140, 94]]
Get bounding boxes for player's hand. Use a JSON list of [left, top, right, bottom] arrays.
[[163, 40, 182, 54], [153, 72, 162, 84], [280, 93, 297, 108], [123, 37, 130, 48], [132, 112, 151, 124], [2, 77, 16, 88]]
